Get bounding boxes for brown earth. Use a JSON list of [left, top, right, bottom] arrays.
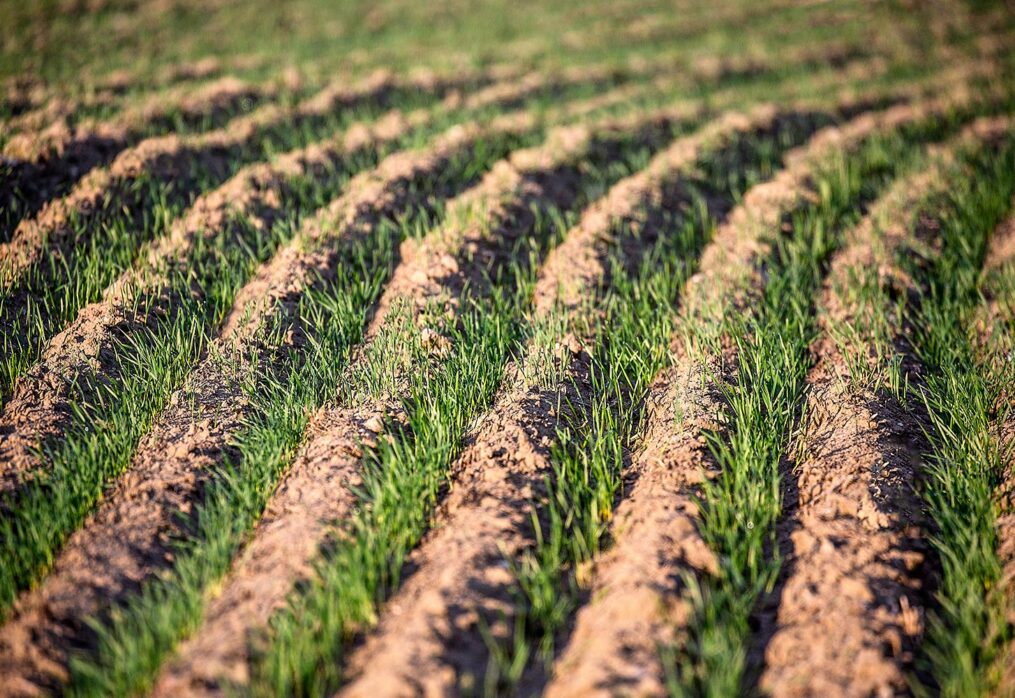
[[2, 76, 47, 118], [5, 92, 121, 138], [0, 56, 227, 129], [748, 116, 1014, 696], [148, 404, 377, 697]]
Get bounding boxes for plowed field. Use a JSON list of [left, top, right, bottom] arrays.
[[2, 1, 1015, 696]]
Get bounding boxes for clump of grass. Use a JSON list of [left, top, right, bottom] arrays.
[[905, 137, 1015, 697]]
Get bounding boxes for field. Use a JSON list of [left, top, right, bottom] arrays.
[[1, 0, 1015, 696]]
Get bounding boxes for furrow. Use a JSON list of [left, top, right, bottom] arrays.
[[0, 115, 533, 697], [754, 144, 973, 698], [453, 52, 754, 113], [459, 34, 895, 116], [251, 73, 992, 695], [695, 116, 1014, 697], [545, 99, 1003, 697], [2, 76, 47, 120], [540, 100, 940, 698], [0, 58, 689, 394], [543, 336, 719, 697], [4, 91, 121, 140], [152, 101, 688, 698], [334, 103, 821, 698], [0, 107, 422, 497], [0, 76, 270, 240], [3, 73, 263, 149], [0, 68, 487, 404], [1, 63, 495, 173], [983, 205, 1015, 467]]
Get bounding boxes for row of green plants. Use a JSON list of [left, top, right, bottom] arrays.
[[902, 136, 1015, 696]]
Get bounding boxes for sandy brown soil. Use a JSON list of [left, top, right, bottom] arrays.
[[985, 206, 1015, 275], [4, 93, 120, 139], [0, 118, 512, 696], [95, 56, 256, 95], [147, 404, 377, 697], [464, 38, 895, 117], [2, 76, 47, 119], [533, 105, 780, 316], [0, 60, 484, 147]]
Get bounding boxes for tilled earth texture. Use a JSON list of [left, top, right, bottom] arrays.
[[2, 1, 1015, 696]]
